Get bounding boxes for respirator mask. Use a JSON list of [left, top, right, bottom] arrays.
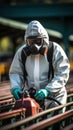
[[26, 37, 43, 54], [26, 36, 48, 55]]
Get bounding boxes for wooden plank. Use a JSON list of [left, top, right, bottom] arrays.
[[0, 98, 14, 105], [0, 81, 10, 86], [0, 95, 13, 101], [0, 102, 73, 130], [24, 109, 73, 130], [66, 85, 73, 94], [0, 82, 13, 101], [0, 108, 26, 120], [62, 123, 73, 130]]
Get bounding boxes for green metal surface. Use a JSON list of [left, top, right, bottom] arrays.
[[0, 3, 73, 18], [0, 3, 73, 55]]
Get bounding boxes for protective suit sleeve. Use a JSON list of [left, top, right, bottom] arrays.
[[9, 46, 25, 93], [46, 42, 70, 93]]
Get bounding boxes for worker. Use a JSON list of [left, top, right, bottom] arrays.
[[9, 20, 70, 111]]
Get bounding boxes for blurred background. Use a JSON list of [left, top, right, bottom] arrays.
[[0, 0, 73, 81]]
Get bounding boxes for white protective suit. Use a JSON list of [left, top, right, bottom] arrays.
[[9, 20, 70, 108]]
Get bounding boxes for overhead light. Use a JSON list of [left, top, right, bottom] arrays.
[[0, 17, 27, 30], [69, 35, 73, 41], [46, 29, 63, 39], [0, 17, 63, 39]]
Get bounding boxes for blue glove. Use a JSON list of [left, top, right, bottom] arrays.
[[12, 88, 22, 100], [34, 89, 50, 101]]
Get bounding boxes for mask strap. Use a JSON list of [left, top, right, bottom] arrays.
[[44, 47, 48, 56]]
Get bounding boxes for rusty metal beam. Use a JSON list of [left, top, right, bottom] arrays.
[[24, 109, 73, 130]]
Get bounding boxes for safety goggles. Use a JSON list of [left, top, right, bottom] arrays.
[[26, 38, 43, 46]]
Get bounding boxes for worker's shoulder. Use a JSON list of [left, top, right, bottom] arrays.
[[52, 41, 63, 51], [52, 41, 60, 47], [16, 44, 26, 54], [14, 44, 26, 59]]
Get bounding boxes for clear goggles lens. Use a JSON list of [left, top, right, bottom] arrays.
[[26, 38, 43, 46]]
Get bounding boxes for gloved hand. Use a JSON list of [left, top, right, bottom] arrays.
[[12, 88, 22, 100], [34, 89, 50, 101]]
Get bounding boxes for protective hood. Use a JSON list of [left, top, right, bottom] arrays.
[[25, 20, 49, 46]]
